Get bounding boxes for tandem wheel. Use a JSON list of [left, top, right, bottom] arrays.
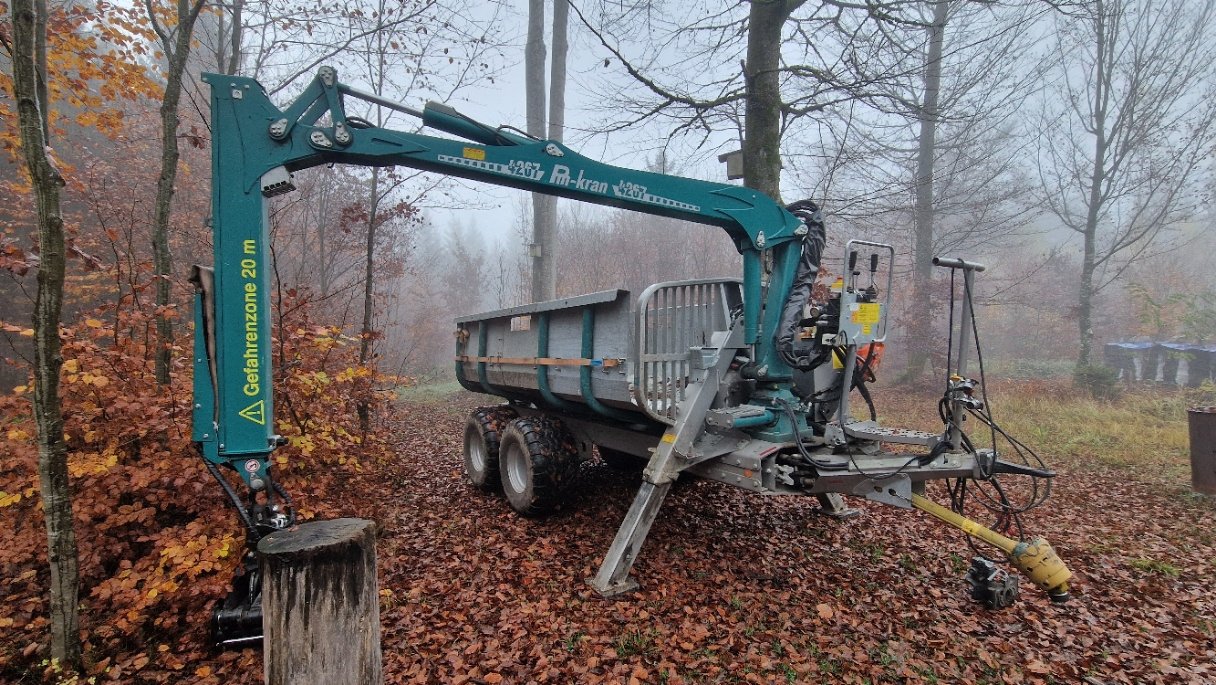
[[463, 406, 518, 491], [498, 416, 580, 516]]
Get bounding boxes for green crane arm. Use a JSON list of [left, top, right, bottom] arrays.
[[192, 67, 806, 490]]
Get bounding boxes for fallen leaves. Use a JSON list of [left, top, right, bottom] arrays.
[[2, 379, 1214, 684], [365, 386, 1216, 684]]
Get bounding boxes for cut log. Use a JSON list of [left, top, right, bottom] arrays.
[[259, 518, 382, 685]]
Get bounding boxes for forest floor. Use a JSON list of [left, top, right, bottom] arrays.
[[366, 379, 1216, 684], [6, 379, 1216, 684]]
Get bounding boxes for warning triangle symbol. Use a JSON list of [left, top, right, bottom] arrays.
[[238, 400, 266, 425]]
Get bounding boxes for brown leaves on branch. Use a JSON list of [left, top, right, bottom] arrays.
[[0, 291, 390, 683], [0, 0, 160, 159]]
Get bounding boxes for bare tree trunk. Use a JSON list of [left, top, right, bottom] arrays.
[[147, 0, 207, 385], [1075, 1, 1109, 372], [318, 198, 330, 298], [549, 0, 568, 144], [12, 0, 81, 668], [534, 0, 569, 298], [903, 0, 948, 382], [1036, 0, 1216, 373], [742, 0, 798, 200], [358, 166, 382, 433], [526, 0, 555, 301], [226, 0, 244, 74]]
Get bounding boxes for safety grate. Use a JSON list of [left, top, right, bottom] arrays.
[[634, 279, 742, 424]]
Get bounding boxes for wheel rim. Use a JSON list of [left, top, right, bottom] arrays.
[[466, 427, 485, 473], [505, 440, 530, 494]]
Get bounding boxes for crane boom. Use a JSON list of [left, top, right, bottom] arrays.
[[194, 67, 805, 487]]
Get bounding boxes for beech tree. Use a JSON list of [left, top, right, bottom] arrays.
[[145, 0, 208, 385], [526, 0, 570, 301], [9, 0, 80, 668], [576, 0, 929, 200], [837, 1, 1046, 380], [1034, 0, 1216, 371]]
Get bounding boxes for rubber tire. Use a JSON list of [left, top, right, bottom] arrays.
[[498, 416, 580, 516], [463, 406, 518, 491], [598, 446, 644, 472]]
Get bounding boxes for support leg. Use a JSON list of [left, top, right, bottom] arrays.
[[589, 480, 673, 596], [590, 324, 743, 597], [815, 492, 860, 518]]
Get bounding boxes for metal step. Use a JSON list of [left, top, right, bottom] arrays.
[[844, 420, 941, 447]]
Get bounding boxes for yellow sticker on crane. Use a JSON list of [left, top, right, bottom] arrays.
[[238, 400, 266, 425], [463, 147, 486, 161], [661, 433, 676, 443], [850, 303, 881, 325]]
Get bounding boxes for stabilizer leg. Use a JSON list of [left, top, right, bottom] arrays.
[[590, 324, 742, 596], [815, 492, 860, 518], [589, 480, 674, 596]]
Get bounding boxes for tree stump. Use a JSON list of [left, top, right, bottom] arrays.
[[259, 518, 382, 685]]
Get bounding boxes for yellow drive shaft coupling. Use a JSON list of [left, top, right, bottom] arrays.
[[911, 493, 1072, 602], [1009, 537, 1072, 602]]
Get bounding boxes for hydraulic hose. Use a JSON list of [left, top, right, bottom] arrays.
[[204, 460, 260, 541]]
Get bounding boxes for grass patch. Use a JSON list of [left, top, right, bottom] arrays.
[[877, 380, 1196, 485], [1129, 558, 1181, 577], [394, 379, 470, 403], [985, 387, 1190, 475], [614, 629, 658, 659], [561, 630, 586, 652]]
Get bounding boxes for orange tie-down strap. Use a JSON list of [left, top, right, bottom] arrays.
[[455, 355, 622, 368]]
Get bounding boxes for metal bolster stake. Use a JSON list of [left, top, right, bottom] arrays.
[[536, 313, 572, 410], [453, 326, 470, 387], [579, 308, 637, 422]]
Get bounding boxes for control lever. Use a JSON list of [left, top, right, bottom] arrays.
[[866, 253, 880, 298]]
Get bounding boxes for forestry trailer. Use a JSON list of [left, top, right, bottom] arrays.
[[194, 67, 1071, 646]]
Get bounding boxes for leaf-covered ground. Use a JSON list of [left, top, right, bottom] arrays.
[[4, 381, 1214, 683], [369, 385, 1215, 684]]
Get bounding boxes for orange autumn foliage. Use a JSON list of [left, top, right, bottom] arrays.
[[0, 292, 396, 681], [0, 0, 160, 157]]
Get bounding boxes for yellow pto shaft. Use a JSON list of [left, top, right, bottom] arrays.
[[911, 493, 1072, 603]]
